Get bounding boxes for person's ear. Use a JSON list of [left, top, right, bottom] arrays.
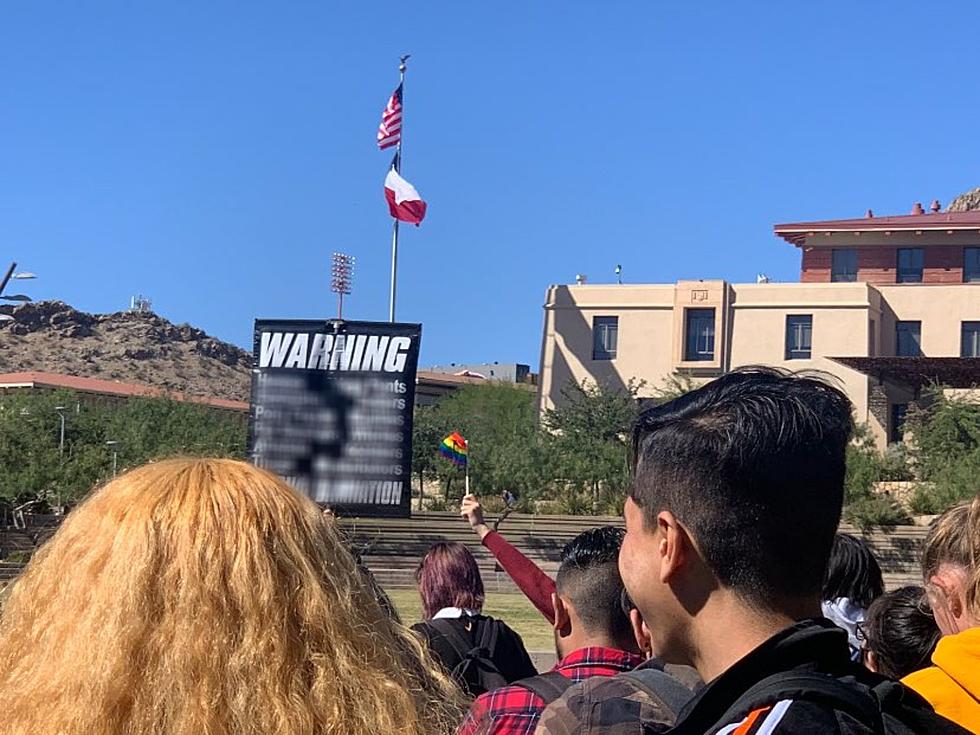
[[629, 608, 653, 656], [864, 648, 878, 673], [657, 510, 690, 584], [928, 573, 964, 635], [552, 592, 572, 637]]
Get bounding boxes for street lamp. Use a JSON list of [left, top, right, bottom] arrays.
[[55, 406, 66, 458], [106, 440, 120, 478], [0, 262, 38, 321], [615, 264, 623, 284]]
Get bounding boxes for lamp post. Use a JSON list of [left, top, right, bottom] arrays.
[[106, 440, 120, 477], [0, 262, 38, 322], [55, 406, 66, 458], [615, 264, 623, 284]]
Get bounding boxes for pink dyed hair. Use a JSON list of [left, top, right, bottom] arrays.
[[415, 542, 486, 619]]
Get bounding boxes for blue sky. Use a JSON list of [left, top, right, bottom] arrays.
[[2, 2, 978, 368]]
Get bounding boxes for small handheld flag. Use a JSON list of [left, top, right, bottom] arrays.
[[439, 432, 468, 467]]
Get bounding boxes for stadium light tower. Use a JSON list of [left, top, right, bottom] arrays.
[[330, 252, 355, 319]]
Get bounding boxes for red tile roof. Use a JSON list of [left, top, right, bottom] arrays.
[[774, 210, 980, 246], [0, 371, 249, 412]]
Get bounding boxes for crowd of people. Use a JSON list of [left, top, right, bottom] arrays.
[[0, 367, 977, 734]]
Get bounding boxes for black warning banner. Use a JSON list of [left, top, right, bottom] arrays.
[[248, 319, 420, 517]]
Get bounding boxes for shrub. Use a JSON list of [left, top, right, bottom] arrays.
[[843, 494, 911, 532]]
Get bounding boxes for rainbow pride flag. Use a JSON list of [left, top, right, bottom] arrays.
[[439, 432, 468, 467]]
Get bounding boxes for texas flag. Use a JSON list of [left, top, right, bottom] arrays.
[[384, 162, 427, 226]]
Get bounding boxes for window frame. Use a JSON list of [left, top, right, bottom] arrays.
[[896, 248, 924, 284], [684, 308, 716, 362], [591, 316, 618, 360], [962, 321, 980, 358], [895, 320, 922, 357], [965, 248, 980, 283], [831, 249, 859, 283], [785, 314, 813, 360]]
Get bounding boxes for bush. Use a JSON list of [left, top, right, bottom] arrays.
[[843, 494, 911, 532], [905, 390, 980, 514]]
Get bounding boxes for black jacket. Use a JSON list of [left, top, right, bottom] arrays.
[[412, 614, 537, 695], [663, 619, 970, 734]]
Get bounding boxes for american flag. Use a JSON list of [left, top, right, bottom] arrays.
[[377, 84, 403, 150]]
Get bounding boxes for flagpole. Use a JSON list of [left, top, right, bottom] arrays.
[[389, 55, 408, 323]]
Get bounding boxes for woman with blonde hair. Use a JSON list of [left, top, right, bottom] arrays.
[[903, 498, 980, 731], [0, 458, 464, 735]]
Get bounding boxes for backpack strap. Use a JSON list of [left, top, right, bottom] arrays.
[[476, 616, 501, 658], [716, 671, 886, 735], [427, 618, 478, 664], [623, 667, 696, 717], [512, 671, 575, 705]]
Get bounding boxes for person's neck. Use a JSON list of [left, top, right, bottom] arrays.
[[559, 632, 635, 659], [689, 593, 817, 682]]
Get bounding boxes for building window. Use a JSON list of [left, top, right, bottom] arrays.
[[965, 248, 980, 283], [684, 309, 715, 361], [831, 249, 858, 282], [785, 315, 813, 360], [897, 248, 924, 283], [896, 321, 922, 357], [962, 322, 980, 358], [890, 404, 909, 444], [592, 316, 618, 360]]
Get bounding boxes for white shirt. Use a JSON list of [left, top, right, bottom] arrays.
[[431, 606, 480, 620]]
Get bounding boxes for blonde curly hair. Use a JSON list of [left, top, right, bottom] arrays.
[[0, 458, 463, 734]]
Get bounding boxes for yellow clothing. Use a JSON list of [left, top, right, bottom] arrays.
[[904, 627, 980, 733]]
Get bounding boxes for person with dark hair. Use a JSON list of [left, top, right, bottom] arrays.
[[862, 586, 941, 680], [458, 527, 643, 735], [413, 542, 536, 697], [822, 533, 885, 661], [619, 368, 968, 734]]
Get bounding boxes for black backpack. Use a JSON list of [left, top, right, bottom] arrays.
[[428, 617, 510, 697], [698, 671, 972, 735]]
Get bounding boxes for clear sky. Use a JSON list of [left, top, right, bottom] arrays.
[[3, 2, 978, 368]]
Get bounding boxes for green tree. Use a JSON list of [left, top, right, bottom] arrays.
[[543, 379, 644, 513], [411, 404, 443, 502], [411, 383, 546, 506], [906, 390, 980, 513], [842, 422, 911, 530], [0, 390, 247, 506]]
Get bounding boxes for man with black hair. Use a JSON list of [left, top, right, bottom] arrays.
[[458, 527, 643, 735], [619, 367, 968, 734]]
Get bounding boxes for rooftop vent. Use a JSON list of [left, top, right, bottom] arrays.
[[930, 199, 942, 212], [911, 202, 925, 215]]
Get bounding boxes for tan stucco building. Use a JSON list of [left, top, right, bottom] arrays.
[[538, 205, 980, 447]]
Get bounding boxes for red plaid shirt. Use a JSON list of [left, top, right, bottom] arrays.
[[456, 646, 644, 735]]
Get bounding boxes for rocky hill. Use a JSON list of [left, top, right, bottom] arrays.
[[948, 187, 980, 212], [0, 301, 252, 402]]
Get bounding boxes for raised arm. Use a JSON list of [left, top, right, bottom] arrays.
[[460, 494, 556, 623]]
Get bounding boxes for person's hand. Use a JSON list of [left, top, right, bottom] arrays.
[[460, 494, 491, 540]]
